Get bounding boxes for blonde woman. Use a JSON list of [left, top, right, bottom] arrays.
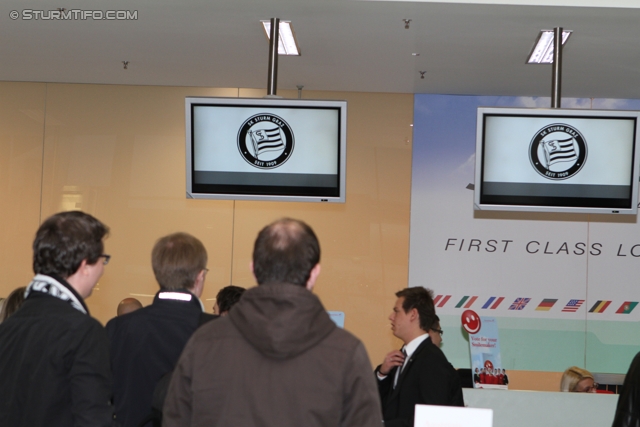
[[560, 366, 598, 393]]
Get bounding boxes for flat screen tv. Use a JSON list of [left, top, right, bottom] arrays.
[[475, 107, 640, 215], [186, 97, 347, 202]]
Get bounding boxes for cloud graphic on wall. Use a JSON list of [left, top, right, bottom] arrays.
[[455, 153, 476, 178], [593, 98, 640, 110], [510, 97, 550, 108]]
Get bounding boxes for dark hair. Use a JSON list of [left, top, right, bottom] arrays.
[[395, 287, 436, 332], [1, 287, 27, 322], [252, 218, 320, 286], [215, 285, 245, 314], [431, 314, 441, 329], [151, 232, 207, 290], [33, 211, 108, 278]]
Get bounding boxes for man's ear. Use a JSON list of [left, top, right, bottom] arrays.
[[66, 259, 92, 299], [192, 269, 205, 298], [305, 264, 321, 291], [250, 261, 257, 282], [78, 259, 89, 275]]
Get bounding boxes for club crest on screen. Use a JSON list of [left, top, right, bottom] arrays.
[[528, 123, 587, 180], [237, 113, 295, 169]]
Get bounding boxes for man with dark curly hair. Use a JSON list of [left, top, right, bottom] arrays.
[[213, 285, 245, 315], [0, 211, 113, 427]]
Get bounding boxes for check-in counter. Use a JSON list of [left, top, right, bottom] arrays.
[[463, 388, 619, 427]]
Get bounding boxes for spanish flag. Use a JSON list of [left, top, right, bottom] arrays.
[[589, 300, 612, 313], [616, 301, 638, 314]]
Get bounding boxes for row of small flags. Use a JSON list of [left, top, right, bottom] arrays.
[[433, 295, 638, 314]]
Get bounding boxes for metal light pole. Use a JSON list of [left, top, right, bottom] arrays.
[[267, 18, 279, 97], [551, 27, 563, 108]]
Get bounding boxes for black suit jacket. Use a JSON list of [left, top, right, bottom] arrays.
[[376, 336, 464, 427], [106, 290, 217, 427]]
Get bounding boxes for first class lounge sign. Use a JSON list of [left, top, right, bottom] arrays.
[[444, 238, 640, 257]]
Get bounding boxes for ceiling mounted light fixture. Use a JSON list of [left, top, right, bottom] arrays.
[[527, 29, 572, 64], [261, 20, 300, 56]]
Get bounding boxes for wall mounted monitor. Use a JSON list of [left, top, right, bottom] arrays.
[[186, 97, 347, 203], [475, 107, 640, 214]]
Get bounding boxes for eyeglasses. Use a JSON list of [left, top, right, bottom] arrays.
[[431, 328, 444, 336], [100, 254, 111, 265]]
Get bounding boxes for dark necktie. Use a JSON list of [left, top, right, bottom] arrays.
[[393, 348, 408, 388]]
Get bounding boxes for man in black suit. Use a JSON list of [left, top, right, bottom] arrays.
[[375, 287, 464, 427], [107, 232, 217, 427]]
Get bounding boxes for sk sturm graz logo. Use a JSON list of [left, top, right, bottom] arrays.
[[237, 113, 294, 169], [529, 123, 587, 180]]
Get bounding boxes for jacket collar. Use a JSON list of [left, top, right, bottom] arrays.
[[154, 289, 204, 312]]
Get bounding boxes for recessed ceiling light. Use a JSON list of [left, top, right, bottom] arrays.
[[527, 30, 572, 64], [261, 20, 300, 56], [412, 53, 420, 56]]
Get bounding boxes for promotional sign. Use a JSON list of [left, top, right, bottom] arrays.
[[462, 311, 507, 390]]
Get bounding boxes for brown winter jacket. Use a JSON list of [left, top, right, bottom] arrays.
[[163, 282, 383, 427]]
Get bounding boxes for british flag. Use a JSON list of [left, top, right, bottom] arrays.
[[561, 299, 585, 312], [508, 297, 531, 310]]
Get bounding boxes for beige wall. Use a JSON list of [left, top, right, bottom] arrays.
[[0, 82, 412, 367]]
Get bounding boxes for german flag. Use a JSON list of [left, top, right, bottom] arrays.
[[535, 299, 558, 311], [616, 301, 638, 314], [589, 300, 612, 313]]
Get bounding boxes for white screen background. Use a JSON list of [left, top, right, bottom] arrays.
[[483, 116, 635, 185], [193, 106, 339, 174]]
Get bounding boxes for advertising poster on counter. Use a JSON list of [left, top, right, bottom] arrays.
[[462, 310, 508, 390]]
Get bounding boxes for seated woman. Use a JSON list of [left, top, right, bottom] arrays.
[[560, 366, 597, 393]]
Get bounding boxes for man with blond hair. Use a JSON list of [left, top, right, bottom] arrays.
[[107, 232, 215, 427]]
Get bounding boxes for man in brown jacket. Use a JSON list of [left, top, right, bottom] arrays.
[[163, 218, 382, 427]]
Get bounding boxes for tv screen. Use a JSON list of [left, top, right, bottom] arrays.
[[186, 97, 346, 202], [475, 107, 640, 214]]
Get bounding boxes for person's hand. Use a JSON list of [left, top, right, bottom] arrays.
[[379, 350, 405, 375]]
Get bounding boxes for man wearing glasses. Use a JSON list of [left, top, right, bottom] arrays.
[[0, 211, 113, 427], [428, 315, 444, 348], [375, 287, 463, 427], [106, 232, 216, 427]]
